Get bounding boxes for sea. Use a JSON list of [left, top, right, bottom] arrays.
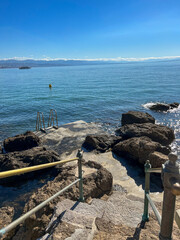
[[0, 60, 180, 213], [0, 60, 180, 152]]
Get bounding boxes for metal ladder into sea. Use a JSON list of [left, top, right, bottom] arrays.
[[36, 109, 58, 133]]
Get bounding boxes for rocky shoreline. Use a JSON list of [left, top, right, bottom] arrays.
[[83, 111, 174, 168], [0, 110, 180, 239]]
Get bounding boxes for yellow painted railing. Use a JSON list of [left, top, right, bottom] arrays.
[[0, 157, 78, 179], [0, 150, 84, 238]]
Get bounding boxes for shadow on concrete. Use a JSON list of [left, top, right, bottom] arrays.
[[112, 152, 163, 193], [126, 221, 146, 240]]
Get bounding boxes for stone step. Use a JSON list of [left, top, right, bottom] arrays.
[[40, 191, 145, 240], [61, 209, 95, 229], [104, 191, 144, 228], [46, 199, 102, 233], [65, 228, 95, 240]]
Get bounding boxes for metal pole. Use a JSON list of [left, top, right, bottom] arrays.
[[0, 157, 79, 179], [77, 150, 84, 202], [159, 189, 176, 240], [36, 112, 39, 131], [159, 153, 180, 240], [55, 110, 58, 128], [0, 178, 80, 238], [48, 110, 51, 127], [142, 160, 151, 222], [146, 193, 161, 225], [41, 113, 46, 132]]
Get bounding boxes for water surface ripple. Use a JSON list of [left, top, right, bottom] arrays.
[[0, 61, 180, 151]]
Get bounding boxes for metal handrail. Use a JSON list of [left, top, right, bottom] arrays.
[[48, 109, 58, 129], [36, 112, 46, 132], [146, 193, 161, 225], [146, 168, 161, 173], [142, 160, 162, 224], [0, 157, 78, 179], [175, 209, 180, 229], [0, 150, 84, 239], [0, 179, 80, 238], [142, 158, 180, 239]]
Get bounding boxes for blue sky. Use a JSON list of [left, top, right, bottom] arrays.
[[1, 0, 180, 60]]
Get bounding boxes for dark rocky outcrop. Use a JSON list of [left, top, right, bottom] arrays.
[[0, 147, 61, 185], [112, 136, 170, 167], [3, 131, 40, 152], [148, 151, 169, 168], [11, 161, 113, 240], [116, 123, 175, 146], [169, 102, 179, 109], [121, 111, 155, 126], [82, 135, 122, 152], [149, 102, 179, 112]]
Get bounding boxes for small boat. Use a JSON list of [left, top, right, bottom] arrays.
[[19, 66, 31, 69]]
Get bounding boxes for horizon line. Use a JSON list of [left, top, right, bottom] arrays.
[[1, 55, 180, 62]]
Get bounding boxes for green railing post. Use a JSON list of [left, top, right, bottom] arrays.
[[142, 160, 151, 222], [77, 150, 84, 202]]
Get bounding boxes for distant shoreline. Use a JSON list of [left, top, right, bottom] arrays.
[[1, 58, 180, 69]]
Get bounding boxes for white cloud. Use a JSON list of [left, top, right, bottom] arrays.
[[1, 56, 180, 62]]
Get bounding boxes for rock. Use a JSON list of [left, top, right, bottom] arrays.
[[112, 136, 170, 166], [149, 151, 169, 168], [0, 145, 2, 153], [0, 206, 15, 240], [0, 206, 14, 228], [149, 102, 179, 112], [12, 161, 113, 240], [121, 111, 155, 126], [82, 135, 122, 152], [39, 120, 105, 156], [116, 123, 175, 146], [149, 103, 170, 111], [3, 131, 40, 152], [169, 102, 179, 109], [0, 147, 61, 185]]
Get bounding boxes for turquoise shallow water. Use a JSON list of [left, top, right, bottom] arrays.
[[0, 61, 180, 150]]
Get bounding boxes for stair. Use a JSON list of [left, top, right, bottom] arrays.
[[38, 191, 144, 240]]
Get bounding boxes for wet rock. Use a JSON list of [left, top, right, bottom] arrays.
[[3, 131, 40, 152], [169, 102, 179, 109], [82, 134, 122, 152], [149, 102, 179, 112], [0, 145, 2, 154], [121, 111, 155, 126], [0, 147, 61, 185], [112, 136, 170, 166], [116, 123, 174, 146], [149, 151, 169, 168], [149, 103, 170, 111]]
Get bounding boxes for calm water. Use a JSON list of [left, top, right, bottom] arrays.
[[0, 61, 180, 151]]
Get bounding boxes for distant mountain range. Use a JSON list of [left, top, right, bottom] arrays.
[[0, 59, 112, 69], [0, 58, 180, 69]]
